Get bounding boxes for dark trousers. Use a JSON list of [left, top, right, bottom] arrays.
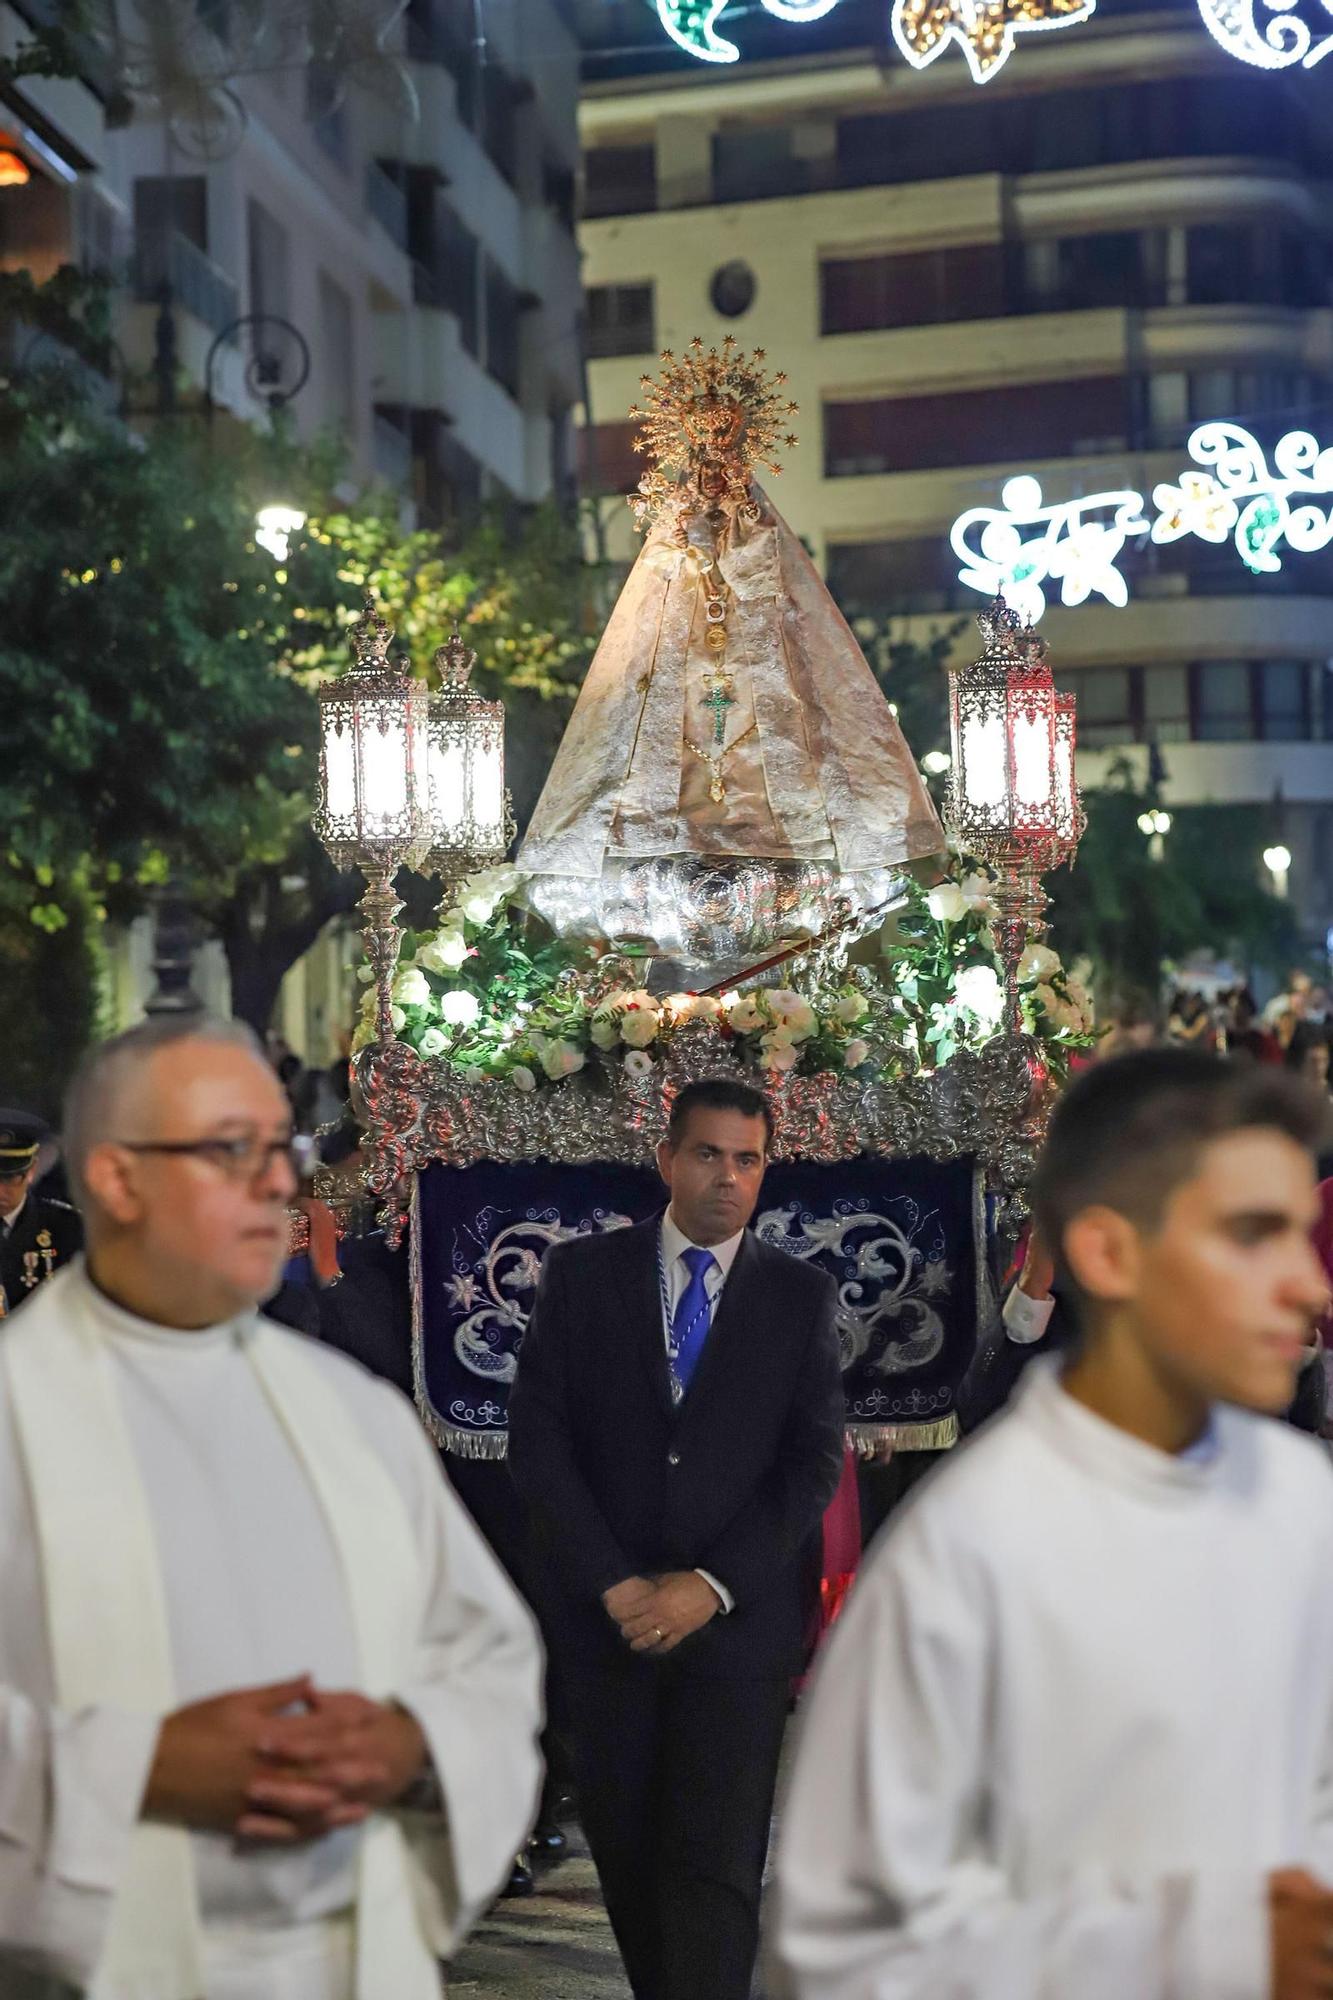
[[565, 1655, 789, 2000]]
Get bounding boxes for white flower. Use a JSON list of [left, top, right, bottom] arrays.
[[1017, 942, 1061, 986], [389, 1004, 406, 1032], [417, 929, 468, 973], [441, 989, 481, 1027], [666, 992, 723, 1024], [726, 996, 766, 1034], [760, 1036, 800, 1072], [959, 872, 997, 916], [356, 964, 374, 985], [1033, 982, 1075, 1031], [541, 1039, 586, 1079], [590, 1013, 621, 1050], [926, 883, 967, 923], [764, 1023, 797, 1049], [460, 890, 497, 926], [844, 1037, 870, 1068], [510, 1064, 536, 1092], [623, 1049, 655, 1076], [619, 1005, 661, 1048], [766, 990, 817, 1040], [953, 965, 1005, 1029], [418, 1026, 449, 1058], [392, 966, 431, 1009], [834, 992, 869, 1025]]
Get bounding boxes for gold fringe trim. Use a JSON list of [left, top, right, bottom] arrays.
[[845, 1414, 958, 1452]]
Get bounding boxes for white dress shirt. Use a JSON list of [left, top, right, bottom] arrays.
[[659, 1207, 745, 1615]]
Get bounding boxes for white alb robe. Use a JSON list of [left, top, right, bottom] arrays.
[[0, 1265, 543, 1999], [774, 1360, 1333, 1999]]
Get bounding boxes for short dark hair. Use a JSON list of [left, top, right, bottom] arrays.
[[667, 1076, 774, 1151], [1032, 1048, 1329, 1304]]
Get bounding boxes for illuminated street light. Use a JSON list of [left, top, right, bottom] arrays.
[[255, 504, 307, 562], [921, 750, 952, 776], [1263, 843, 1292, 898]]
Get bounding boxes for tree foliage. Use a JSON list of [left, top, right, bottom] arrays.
[[0, 272, 602, 1071], [1046, 760, 1297, 997]]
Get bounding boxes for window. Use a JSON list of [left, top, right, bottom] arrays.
[[484, 258, 521, 400], [583, 145, 656, 220], [710, 260, 756, 318], [826, 537, 957, 618], [585, 283, 654, 360], [820, 245, 1004, 334], [712, 126, 810, 204], [1142, 664, 1190, 744], [1193, 660, 1252, 740], [823, 377, 1126, 477], [1259, 659, 1310, 740], [317, 270, 356, 432], [247, 199, 289, 321], [1019, 230, 1167, 312], [578, 420, 640, 495], [481, 67, 521, 188], [1060, 668, 1134, 747], [305, 61, 348, 169], [134, 175, 207, 253]]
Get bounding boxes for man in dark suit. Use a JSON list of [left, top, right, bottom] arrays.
[[508, 1076, 845, 2000], [0, 1109, 82, 1316]]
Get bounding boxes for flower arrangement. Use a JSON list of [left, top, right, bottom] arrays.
[[354, 856, 1097, 1089]]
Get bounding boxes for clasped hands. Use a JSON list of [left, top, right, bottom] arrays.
[[144, 1675, 428, 1847], [602, 1572, 721, 1656]]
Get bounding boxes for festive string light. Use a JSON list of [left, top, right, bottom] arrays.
[[950, 420, 1333, 617], [891, 0, 1094, 81]]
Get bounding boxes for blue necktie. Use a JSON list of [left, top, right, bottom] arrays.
[[672, 1246, 716, 1394]]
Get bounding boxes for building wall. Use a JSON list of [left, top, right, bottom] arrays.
[[577, 13, 1333, 947], [1, 0, 581, 1046]]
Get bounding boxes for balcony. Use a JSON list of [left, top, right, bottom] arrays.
[[132, 230, 238, 340], [373, 412, 413, 490]]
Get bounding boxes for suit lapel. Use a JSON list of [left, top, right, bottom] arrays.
[[614, 1216, 675, 1418]]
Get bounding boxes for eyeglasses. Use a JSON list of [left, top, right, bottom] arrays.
[[115, 1132, 316, 1184]]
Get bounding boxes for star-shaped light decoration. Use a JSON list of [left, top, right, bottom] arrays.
[[891, 0, 1096, 83], [1051, 520, 1131, 608], [1151, 469, 1240, 545]]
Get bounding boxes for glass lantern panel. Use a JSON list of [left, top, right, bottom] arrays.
[[1054, 700, 1077, 829], [358, 705, 409, 828], [1012, 705, 1055, 811], [323, 719, 357, 820], [960, 710, 1007, 810], [472, 739, 505, 834], [429, 734, 469, 840]]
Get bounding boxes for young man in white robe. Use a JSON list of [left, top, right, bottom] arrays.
[[0, 1015, 543, 2000], [774, 1047, 1333, 2000]]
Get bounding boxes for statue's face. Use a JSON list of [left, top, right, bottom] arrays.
[[698, 462, 728, 501]]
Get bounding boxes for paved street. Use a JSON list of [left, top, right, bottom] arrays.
[[449, 1828, 631, 1998]]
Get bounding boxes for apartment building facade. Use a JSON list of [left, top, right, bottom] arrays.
[[577, 0, 1333, 950], [1, 0, 582, 1046]]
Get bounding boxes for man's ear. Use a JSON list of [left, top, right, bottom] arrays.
[[81, 1143, 144, 1228], [655, 1136, 674, 1192], [1062, 1206, 1142, 1306]]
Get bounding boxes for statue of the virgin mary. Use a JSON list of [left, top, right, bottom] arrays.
[[518, 338, 944, 988]]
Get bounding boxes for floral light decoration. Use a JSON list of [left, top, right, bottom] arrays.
[[355, 857, 1097, 1088]]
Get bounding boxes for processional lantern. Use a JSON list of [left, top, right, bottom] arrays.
[[313, 595, 433, 1043], [427, 632, 515, 907], [946, 598, 1084, 1033]]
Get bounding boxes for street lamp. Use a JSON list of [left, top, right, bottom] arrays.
[[1263, 843, 1292, 898], [312, 595, 433, 1044], [945, 598, 1085, 1034], [1137, 808, 1172, 863], [205, 314, 312, 426], [255, 504, 307, 562]]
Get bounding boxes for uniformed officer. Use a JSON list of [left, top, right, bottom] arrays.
[[0, 1110, 83, 1316]]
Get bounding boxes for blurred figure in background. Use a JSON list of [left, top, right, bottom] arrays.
[[0, 1108, 82, 1317]]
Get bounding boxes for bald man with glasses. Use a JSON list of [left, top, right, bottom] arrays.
[[0, 1015, 542, 2000]]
